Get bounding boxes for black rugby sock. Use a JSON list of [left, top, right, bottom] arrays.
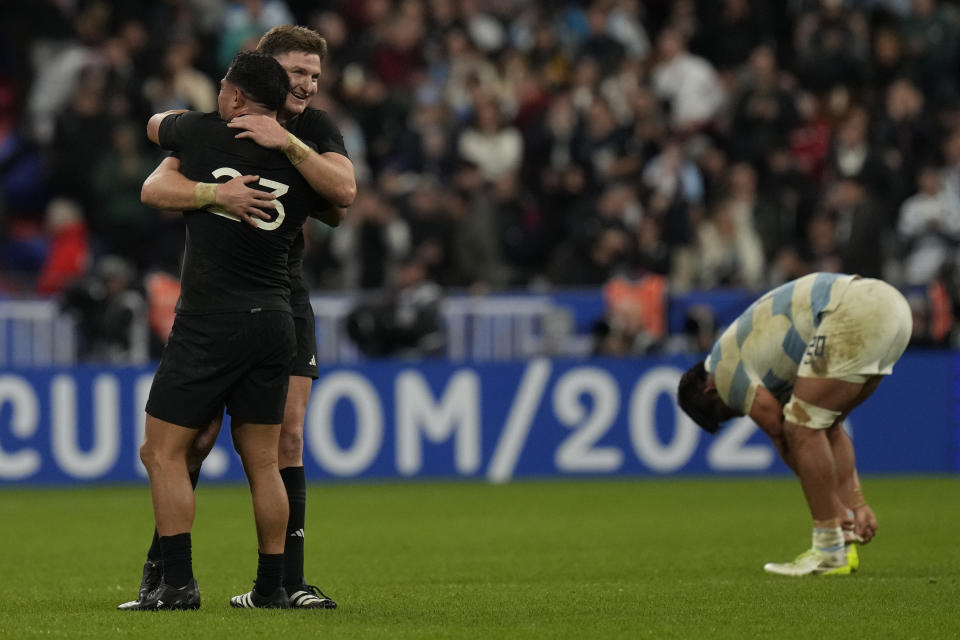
[[254, 552, 284, 597], [159, 532, 193, 588], [280, 466, 306, 589], [147, 529, 161, 563]]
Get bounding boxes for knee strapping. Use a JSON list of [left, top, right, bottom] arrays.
[[783, 397, 842, 430]]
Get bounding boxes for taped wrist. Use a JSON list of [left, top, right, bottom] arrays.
[[282, 133, 311, 166], [193, 182, 218, 209], [850, 486, 867, 509], [782, 396, 842, 430]]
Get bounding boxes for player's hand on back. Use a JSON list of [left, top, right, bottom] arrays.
[[216, 174, 276, 228], [227, 114, 289, 150]]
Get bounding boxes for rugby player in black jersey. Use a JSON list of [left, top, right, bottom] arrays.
[[122, 51, 327, 611], [120, 27, 355, 611]]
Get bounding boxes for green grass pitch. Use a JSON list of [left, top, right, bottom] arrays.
[[1, 476, 958, 639]]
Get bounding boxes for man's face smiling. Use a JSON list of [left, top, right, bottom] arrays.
[[273, 51, 322, 118]]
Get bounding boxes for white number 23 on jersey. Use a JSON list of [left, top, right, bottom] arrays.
[[207, 167, 288, 230]]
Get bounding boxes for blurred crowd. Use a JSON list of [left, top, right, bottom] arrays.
[[2, 0, 960, 355]]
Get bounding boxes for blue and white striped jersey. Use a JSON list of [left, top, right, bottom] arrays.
[[704, 273, 857, 414]]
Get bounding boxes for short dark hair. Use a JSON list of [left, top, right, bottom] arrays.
[[257, 25, 328, 60], [224, 51, 290, 111], [677, 360, 722, 434]]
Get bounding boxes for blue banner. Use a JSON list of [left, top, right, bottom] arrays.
[[0, 353, 956, 485]]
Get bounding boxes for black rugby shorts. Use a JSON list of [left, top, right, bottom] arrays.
[[290, 301, 319, 379], [146, 310, 296, 428]]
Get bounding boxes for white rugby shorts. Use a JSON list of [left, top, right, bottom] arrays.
[[797, 278, 912, 383]]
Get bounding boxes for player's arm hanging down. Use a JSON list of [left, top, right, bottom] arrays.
[[749, 387, 797, 468], [749, 386, 876, 540], [826, 424, 878, 542]]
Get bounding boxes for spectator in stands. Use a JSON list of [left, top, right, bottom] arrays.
[[526, 17, 571, 88], [793, 0, 869, 93], [383, 100, 454, 187], [821, 177, 886, 278], [634, 212, 671, 277], [788, 91, 831, 181], [725, 161, 790, 265], [723, 164, 761, 238], [650, 27, 725, 133], [606, 0, 651, 63], [346, 257, 443, 358], [25, 1, 111, 144], [35, 198, 89, 295], [99, 21, 151, 126], [457, 96, 523, 180], [593, 274, 667, 356], [143, 37, 217, 114], [803, 213, 845, 275], [49, 70, 113, 214], [330, 191, 410, 291], [900, 0, 959, 100], [663, 303, 718, 355], [578, 2, 626, 76], [696, 142, 730, 211], [642, 138, 704, 209], [143, 268, 180, 359], [695, 198, 765, 291], [460, 0, 505, 55], [450, 161, 511, 290], [758, 146, 818, 264], [695, 0, 763, 72], [543, 166, 597, 283], [940, 128, 960, 212], [371, 10, 426, 91], [575, 226, 634, 287], [525, 90, 577, 193], [611, 86, 662, 183], [898, 165, 960, 286], [642, 138, 705, 258], [495, 172, 551, 286], [439, 27, 503, 121], [873, 78, 935, 209], [730, 45, 799, 166], [91, 122, 156, 267], [573, 95, 631, 192], [60, 255, 147, 363], [403, 178, 457, 286], [217, 0, 296, 70], [868, 26, 909, 99], [825, 106, 885, 195]]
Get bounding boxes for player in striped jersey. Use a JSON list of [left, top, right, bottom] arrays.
[[678, 273, 912, 576]]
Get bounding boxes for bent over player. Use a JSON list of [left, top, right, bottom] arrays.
[[677, 273, 912, 576], [126, 52, 321, 610]]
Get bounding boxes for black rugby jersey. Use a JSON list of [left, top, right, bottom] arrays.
[[159, 111, 320, 314], [284, 107, 350, 305]]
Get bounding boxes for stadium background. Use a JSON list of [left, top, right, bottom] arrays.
[[1, 1, 959, 481]]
